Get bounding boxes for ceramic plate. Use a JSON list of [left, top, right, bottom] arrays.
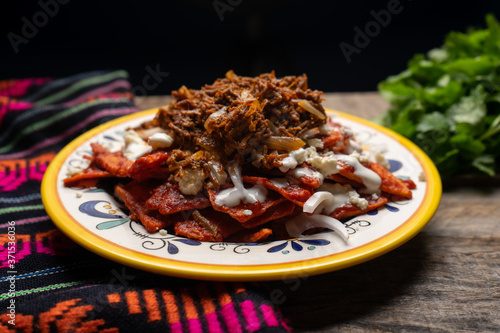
[[41, 108, 441, 281]]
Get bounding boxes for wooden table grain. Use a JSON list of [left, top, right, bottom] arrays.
[[136, 93, 500, 333]]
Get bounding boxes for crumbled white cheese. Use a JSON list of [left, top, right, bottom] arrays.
[[148, 132, 173, 149], [348, 190, 369, 210], [350, 150, 369, 164], [123, 130, 152, 161], [318, 124, 331, 135], [243, 209, 253, 216], [307, 138, 324, 149], [280, 147, 320, 172], [279, 148, 305, 172], [159, 229, 168, 236], [344, 139, 362, 154], [175, 168, 205, 195], [375, 151, 390, 169], [307, 152, 339, 177]]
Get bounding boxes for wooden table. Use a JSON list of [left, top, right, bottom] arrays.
[[136, 93, 500, 333]]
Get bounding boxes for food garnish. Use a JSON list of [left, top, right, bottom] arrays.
[[377, 14, 500, 179]]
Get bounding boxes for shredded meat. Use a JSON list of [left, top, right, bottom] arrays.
[[152, 71, 326, 170]]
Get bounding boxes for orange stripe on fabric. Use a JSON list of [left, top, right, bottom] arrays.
[[196, 283, 216, 314], [215, 283, 232, 306], [233, 282, 246, 294], [180, 288, 199, 320], [38, 299, 81, 332], [107, 293, 121, 304], [99, 329, 120, 333], [143, 289, 162, 322], [125, 291, 142, 314], [162, 290, 180, 324]]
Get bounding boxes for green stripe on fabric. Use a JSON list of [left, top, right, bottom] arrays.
[[35, 70, 129, 106], [0, 97, 131, 154], [0, 204, 44, 215], [0, 281, 86, 300]]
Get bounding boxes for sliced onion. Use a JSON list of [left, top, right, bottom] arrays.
[[285, 213, 349, 242], [192, 210, 219, 236], [300, 128, 320, 139], [204, 108, 226, 133], [298, 100, 326, 120], [265, 136, 305, 151], [206, 160, 227, 185], [134, 127, 168, 141], [303, 191, 334, 214]]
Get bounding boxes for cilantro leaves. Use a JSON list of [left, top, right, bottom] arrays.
[[377, 14, 500, 179]]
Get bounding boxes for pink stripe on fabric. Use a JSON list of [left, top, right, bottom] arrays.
[[205, 312, 223, 333], [0, 100, 33, 127], [29, 164, 48, 182], [0, 103, 5, 127], [36, 241, 56, 255], [170, 322, 183, 333], [7, 101, 33, 111], [0, 169, 27, 191], [0, 241, 31, 268], [0, 108, 137, 159], [241, 300, 261, 332], [0, 216, 50, 229], [187, 318, 203, 333], [0, 78, 50, 97], [220, 303, 243, 333], [62, 79, 132, 107], [0, 165, 49, 192], [260, 304, 279, 327]]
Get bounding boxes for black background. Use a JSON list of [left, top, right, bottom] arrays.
[[1, 0, 499, 94]]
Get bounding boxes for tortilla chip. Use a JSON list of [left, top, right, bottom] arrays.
[[369, 162, 413, 199], [330, 195, 388, 220], [208, 187, 286, 223], [174, 220, 216, 242], [327, 173, 363, 188], [63, 165, 112, 188], [146, 182, 211, 215], [242, 176, 313, 206], [92, 143, 133, 178], [128, 151, 170, 180], [242, 200, 296, 229], [115, 180, 173, 233], [288, 165, 322, 189]]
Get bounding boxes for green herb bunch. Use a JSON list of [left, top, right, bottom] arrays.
[[377, 14, 500, 179]]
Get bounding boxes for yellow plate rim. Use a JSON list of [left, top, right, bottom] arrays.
[[41, 108, 442, 281]]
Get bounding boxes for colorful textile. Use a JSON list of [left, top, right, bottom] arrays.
[[0, 72, 290, 332]]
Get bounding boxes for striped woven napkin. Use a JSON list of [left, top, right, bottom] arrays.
[[0, 71, 291, 332]]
